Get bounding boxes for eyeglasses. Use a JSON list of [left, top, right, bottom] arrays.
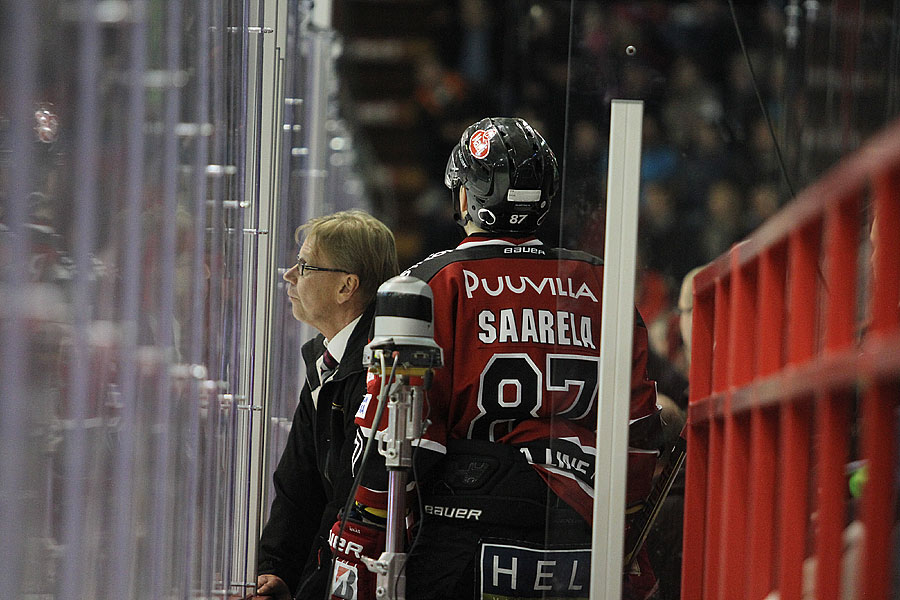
[[295, 254, 350, 277]]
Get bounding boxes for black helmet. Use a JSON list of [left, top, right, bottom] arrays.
[[444, 117, 559, 234]]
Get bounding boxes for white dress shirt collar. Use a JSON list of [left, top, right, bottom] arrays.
[[323, 313, 362, 365]]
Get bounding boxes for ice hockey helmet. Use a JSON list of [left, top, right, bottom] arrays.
[[444, 117, 559, 234]]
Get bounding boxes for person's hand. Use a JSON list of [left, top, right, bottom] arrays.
[[252, 574, 290, 600]]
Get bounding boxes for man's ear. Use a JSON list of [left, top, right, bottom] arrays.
[[336, 273, 361, 305]]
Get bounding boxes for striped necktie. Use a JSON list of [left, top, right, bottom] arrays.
[[320, 349, 338, 383]]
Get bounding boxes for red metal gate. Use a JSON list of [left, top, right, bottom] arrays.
[[682, 118, 900, 600]]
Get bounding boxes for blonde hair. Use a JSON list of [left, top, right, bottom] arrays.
[[297, 210, 399, 304]]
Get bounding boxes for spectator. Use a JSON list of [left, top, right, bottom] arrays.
[[661, 55, 723, 149], [700, 178, 746, 262], [677, 116, 739, 210], [744, 181, 781, 231], [638, 180, 703, 284], [641, 113, 680, 185], [457, 0, 495, 87]]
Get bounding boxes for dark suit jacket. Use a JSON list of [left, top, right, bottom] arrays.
[[257, 303, 374, 598]]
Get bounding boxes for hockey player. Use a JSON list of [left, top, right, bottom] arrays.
[[330, 117, 661, 600]]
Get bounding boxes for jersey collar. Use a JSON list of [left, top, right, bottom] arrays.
[[456, 234, 542, 250]]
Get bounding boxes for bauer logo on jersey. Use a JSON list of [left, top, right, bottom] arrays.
[[331, 559, 359, 600], [469, 128, 495, 159], [507, 189, 542, 203]]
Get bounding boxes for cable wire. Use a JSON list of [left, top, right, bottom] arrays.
[[323, 351, 398, 600], [392, 376, 433, 598], [555, 1, 576, 248], [727, 0, 797, 199]]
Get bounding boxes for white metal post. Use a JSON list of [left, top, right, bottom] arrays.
[[236, 0, 289, 588], [591, 99, 644, 600], [311, 0, 333, 29]]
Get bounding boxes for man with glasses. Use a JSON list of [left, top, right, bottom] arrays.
[[254, 210, 398, 600]]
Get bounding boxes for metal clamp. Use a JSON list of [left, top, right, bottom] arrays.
[[226, 26, 274, 34], [206, 164, 238, 176]]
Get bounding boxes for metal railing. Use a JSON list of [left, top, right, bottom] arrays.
[[682, 117, 900, 599]]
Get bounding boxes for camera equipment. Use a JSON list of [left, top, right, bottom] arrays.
[[360, 276, 443, 600]]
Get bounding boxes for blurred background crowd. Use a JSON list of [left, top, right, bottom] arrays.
[[330, 0, 898, 377], [4, 0, 898, 453], [4, 0, 898, 375], [1, 1, 898, 597]]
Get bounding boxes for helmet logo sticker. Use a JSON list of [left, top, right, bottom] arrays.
[[469, 129, 494, 159], [507, 189, 541, 203], [478, 208, 497, 225]]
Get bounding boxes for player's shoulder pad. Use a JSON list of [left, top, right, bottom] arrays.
[[400, 245, 603, 282], [400, 248, 462, 282], [553, 247, 604, 266]]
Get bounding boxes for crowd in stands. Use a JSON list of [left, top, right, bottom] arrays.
[[382, 0, 795, 378], [368, 9, 798, 592]]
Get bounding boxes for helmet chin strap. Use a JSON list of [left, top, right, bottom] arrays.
[[452, 185, 472, 228]]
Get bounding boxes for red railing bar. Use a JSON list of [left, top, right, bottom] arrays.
[[776, 397, 813, 600], [863, 331, 900, 375], [812, 192, 861, 599], [859, 164, 900, 599], [690, 336, 900, 420], [776, 223, 822, 600], [819, 194, 861, 354], [745, 404, 779, 599], [717, 412, 751, 599], [689, 263, 719, 402], [729, 258, 758, 388], [682, 423, 710, 600], [786, 224, 822, 367], [813, 390, 852, 600], [718, 255, 757, 598], [703, 274, 732, 598], [692, 251, 729, 300], [683, 252, 720, 599], [757, 245, 788, 378], [702, 417, 725, 600], [711, 276, 732, 395], [859, 380, 899, 600], [687, 391, 727, 425], [745, 245, 786, 598], [752, 354, 858, 408], [870, 167, 900, 336]]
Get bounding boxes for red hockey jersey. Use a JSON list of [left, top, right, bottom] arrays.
[[354, 234, 659, 522]]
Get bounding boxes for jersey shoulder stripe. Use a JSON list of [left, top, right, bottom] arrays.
[[402, 244, 604, 282]]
